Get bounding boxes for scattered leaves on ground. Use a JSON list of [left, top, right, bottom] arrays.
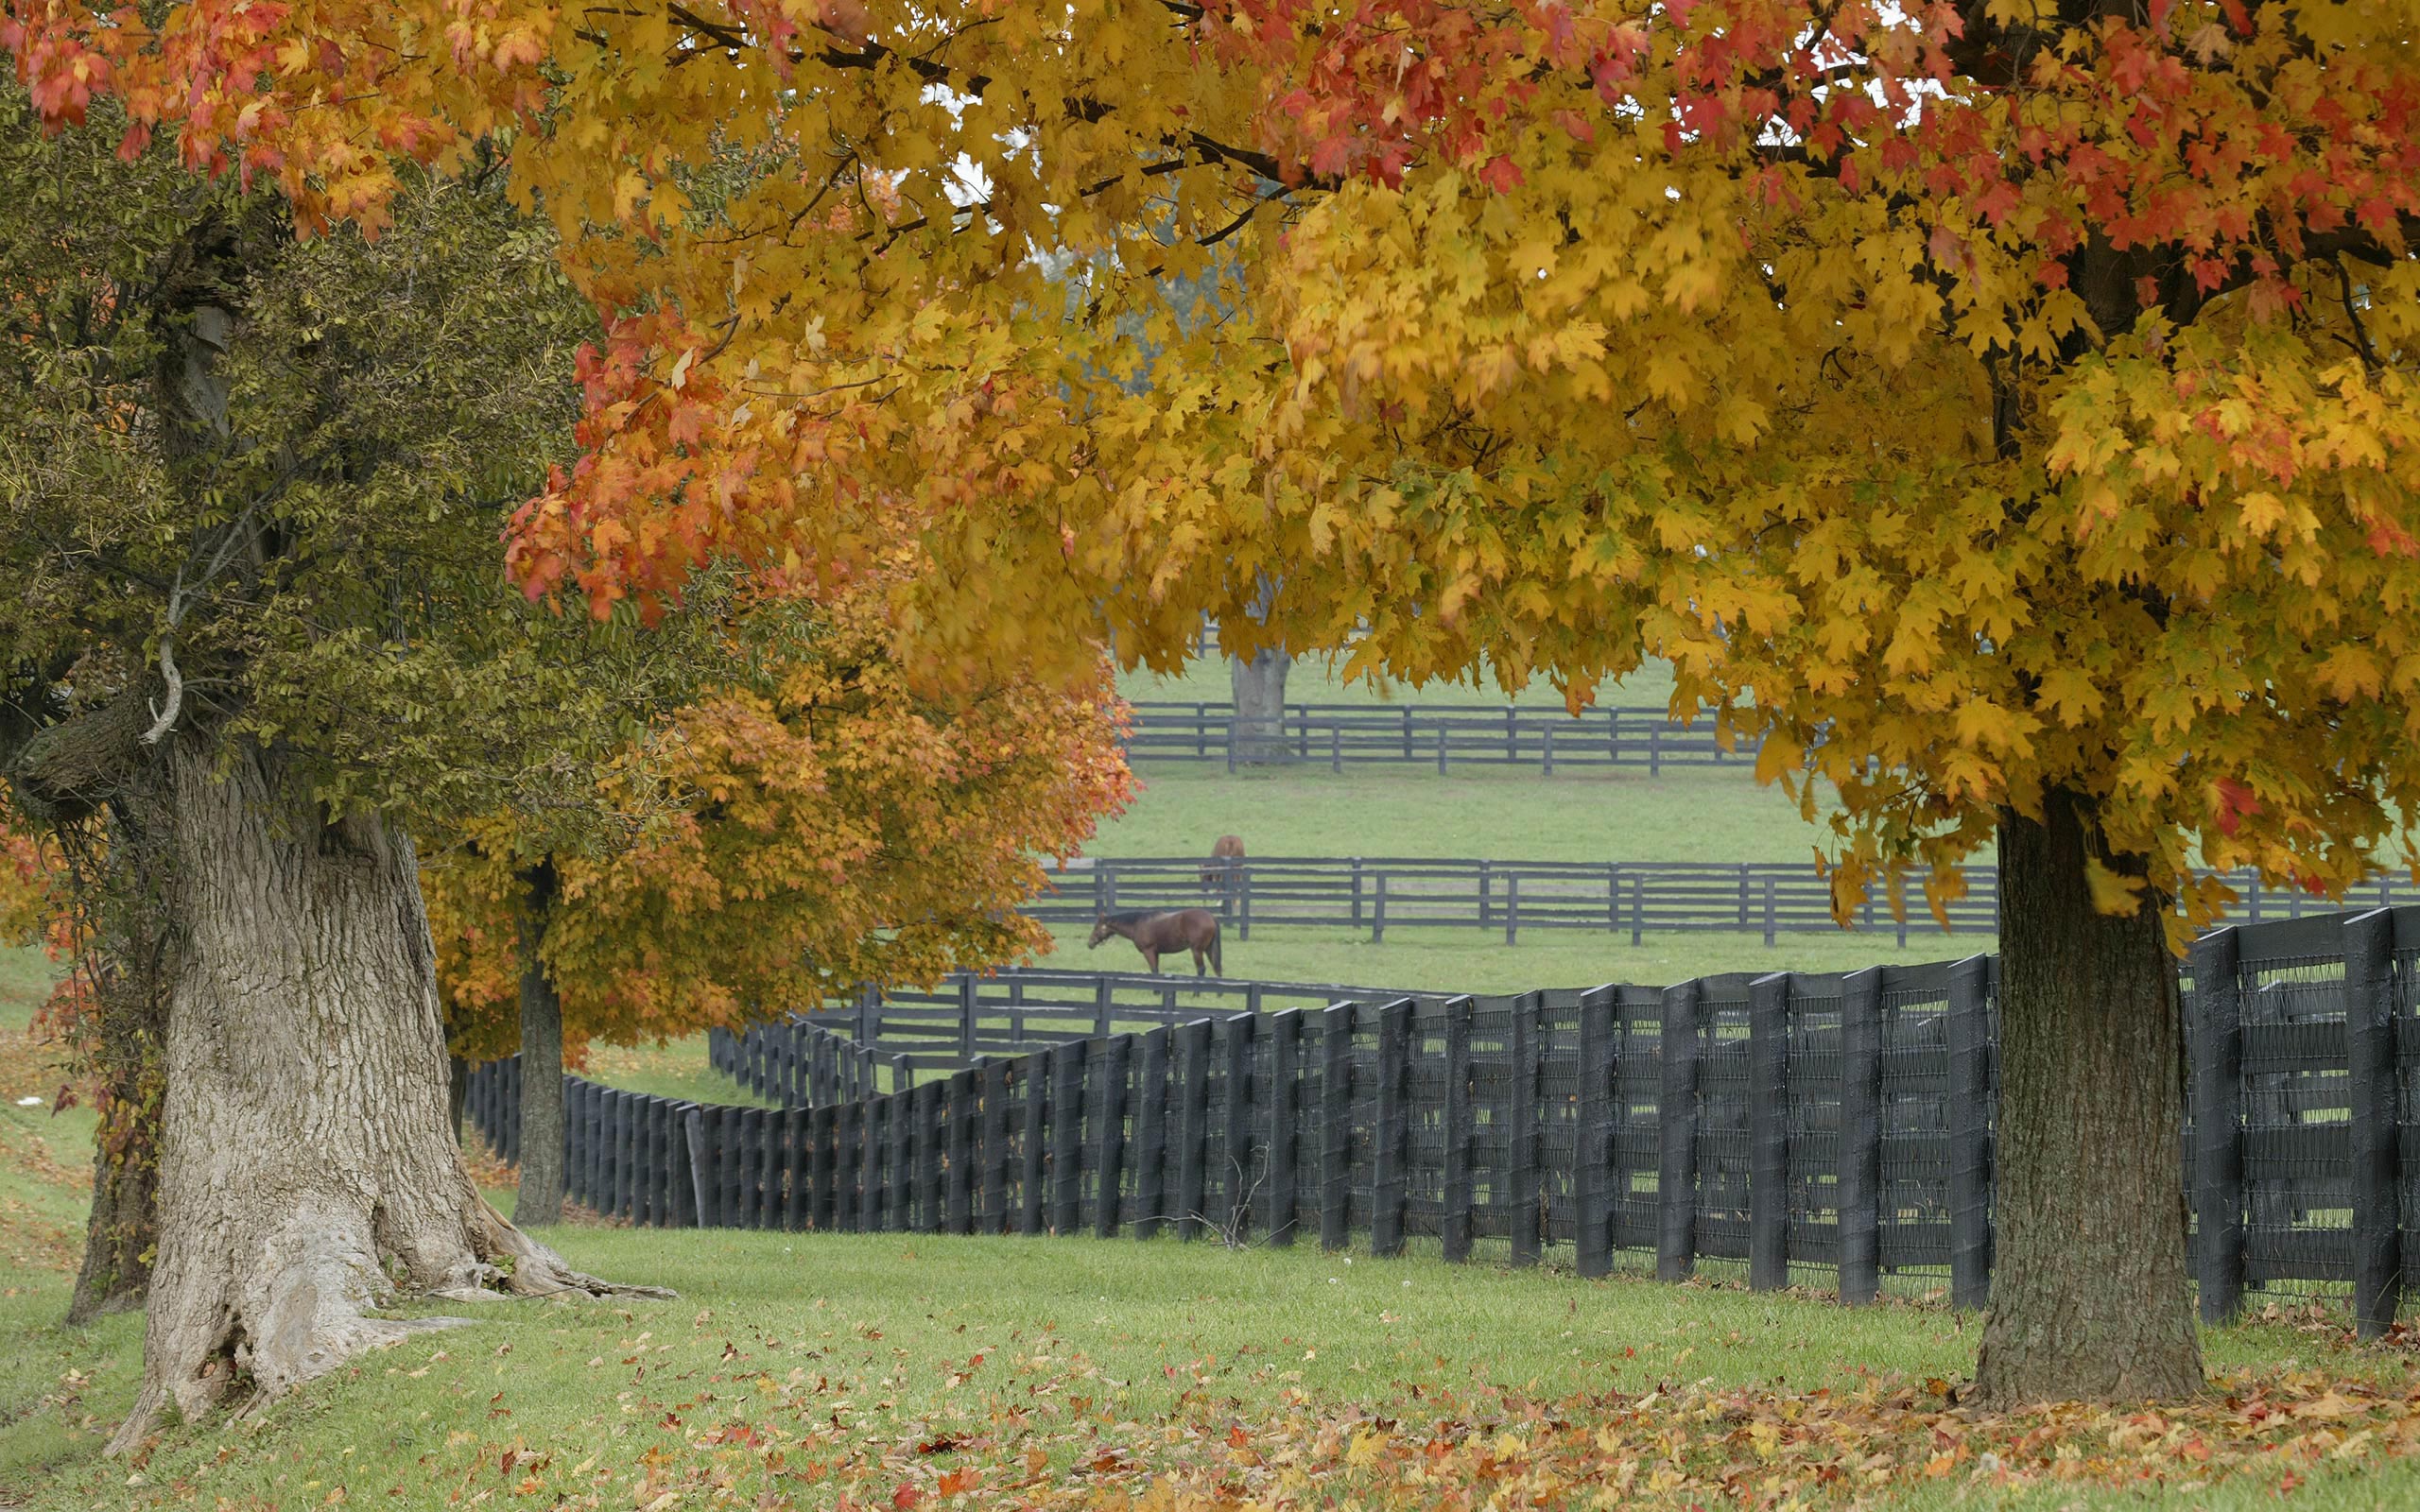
[[83, 1325, 2420, 1511]]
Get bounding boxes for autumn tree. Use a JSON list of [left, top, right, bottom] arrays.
[[0, 89, 683, 1447], [21, 0, 2420, 1408], [428, 570, 1132, 1222]]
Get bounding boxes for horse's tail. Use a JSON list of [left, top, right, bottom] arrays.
[[1209, 921, 1222, 976]]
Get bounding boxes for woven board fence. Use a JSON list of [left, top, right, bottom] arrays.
[[463, 903, 2420, 1332]]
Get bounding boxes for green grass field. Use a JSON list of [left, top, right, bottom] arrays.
[[1052, 757, 1997, 987], [14, 943, 2420, 1510], [9, 662, 2411, 1509]]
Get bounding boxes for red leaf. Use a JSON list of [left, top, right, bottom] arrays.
[[891, 1485, 922, 1510], [2214, 778, 2259, 837]]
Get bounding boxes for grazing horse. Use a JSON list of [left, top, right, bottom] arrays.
[[1088, 909, 1223, 975], [1200, 833, 1245, 887]]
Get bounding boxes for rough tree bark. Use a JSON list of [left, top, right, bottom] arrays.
[[108, 739, 665, 1454], [513, 860, 565, 1227], [1971, 787, 2203, 1407], [1228, 646, 1292, 765]]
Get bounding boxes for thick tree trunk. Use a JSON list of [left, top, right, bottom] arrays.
[[1228, 646, 1292, 765], [1971, 788, 2203, 1407], [514, 863, 565, 1227], [448, 1054, 470, 1143], [109, 740, 664, 1454]]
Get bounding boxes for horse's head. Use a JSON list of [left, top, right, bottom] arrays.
[[1087, 916, 1112, 949]]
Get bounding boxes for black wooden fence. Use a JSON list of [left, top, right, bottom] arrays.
[[462, 904, 2420, 1333], [1123, 701, 1754, 772], [1030, 855, 2420, 946]]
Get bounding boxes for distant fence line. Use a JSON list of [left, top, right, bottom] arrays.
[[1028, 855, 2420, 946], [1122, 701, 1754, 773], [466, 904, 2420, 1333]]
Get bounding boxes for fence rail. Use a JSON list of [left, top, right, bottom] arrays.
[[1122, 701, 1754, 772], [1028, 855, 2420, 946], [466, 904, 2420, 1332]]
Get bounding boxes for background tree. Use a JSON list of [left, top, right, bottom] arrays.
[[433, 568, 1132, 1228], [425, 571, 1134, 1226], [20, 0, 2420, 1407]]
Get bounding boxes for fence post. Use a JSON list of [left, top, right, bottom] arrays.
[[1220, 1013, 1257, 1239], [1946, 955, 1994, 1312], [1575, 986, 1616, 1279], [1509, 990, 1542, 1266], [1373, 873, 1387, 944], [1371, 1000, 1412, 1257], [1437, 725, 1449, 775], [1096, 976, 1115, 1040], [916, 1080, 944, 1233], [725, 1107, 751, 1228], [873, 1092, 896, 1231], [837, 1099, 861, 1231], [2189, 926, 2246, 1324], [1265, 1009, 1302, 1246], [1177, 1019, 1214, 1240], [1838, 968, 1884, 1305], [1762, 877, 1776, 948], [1096, 1035, 1131, 1239], [1478, 861, 1492, 932], [1136, 1026, 1171, 1240], [1019, 1052, 1049, 1237], [940, 1071, 970, 1234], [1051, 1040, 1085, 1235], [981, 1057, 1011, 1232], [959, 975, 980, 1061], [1749, 972, 1791, 1292], [1320, 1002, 1355, 1251], [1630, 874, 1646, 948], [1330, 723, 1341, 773], [1351, 859, 1364, 931], [1238, 861, 1252, 941], [1402, 707, 1413, 761], [894, 1062, 919, 1227], [1442, 997, 1476, 1263], [1542, 724, 1555, 778], [1650, 726, 1662, 778], [808, 1104, 836, 1231], [684, 1108, 712, 1229], [1657, 980, 1703, 1282], [2345, 907, 2403, 1339], [1505, 874, 1519, 946]]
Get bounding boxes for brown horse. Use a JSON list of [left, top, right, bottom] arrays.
[[1199, 833, 1244, 886], [1088, 909, 1223, 975]]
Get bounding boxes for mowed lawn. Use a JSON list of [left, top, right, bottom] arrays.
[[11, 967, 2420, 1511]]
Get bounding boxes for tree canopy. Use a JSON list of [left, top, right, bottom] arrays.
[[427, 569, 1133, 1066]]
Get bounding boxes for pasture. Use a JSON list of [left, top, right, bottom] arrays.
[[14, 946, 2420, 1509], [1056, 741, 1999, 988], [6, 667, 2419, 1512]]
